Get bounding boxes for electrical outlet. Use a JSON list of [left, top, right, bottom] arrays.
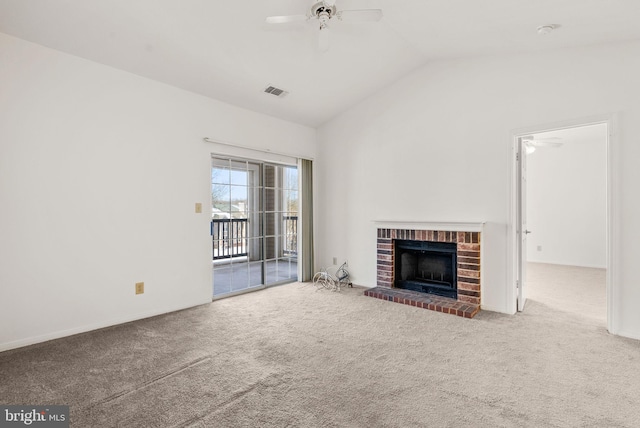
[[332, 257, 337, 265], [537, 245, 542, 252], [135, 282, 144, 295]]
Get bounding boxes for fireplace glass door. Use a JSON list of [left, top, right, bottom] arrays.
[[395, 240, 457, 299]]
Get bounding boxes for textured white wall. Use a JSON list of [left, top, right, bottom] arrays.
[[0, 33, 315, 351], [526, 126, 607, 268], [317, 40, 640, 338]]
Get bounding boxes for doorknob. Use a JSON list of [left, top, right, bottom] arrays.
[[524, 230, 532, 234]]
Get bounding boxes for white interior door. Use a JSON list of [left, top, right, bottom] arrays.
[[517, 137, 528, 311]]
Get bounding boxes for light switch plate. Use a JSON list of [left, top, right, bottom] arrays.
[[195, 203, 202, 213]]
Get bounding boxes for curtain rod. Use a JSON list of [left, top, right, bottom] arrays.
[[203, 137, 313, 161]]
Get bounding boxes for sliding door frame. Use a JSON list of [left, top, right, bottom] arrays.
[[211, 154, 299, 299]]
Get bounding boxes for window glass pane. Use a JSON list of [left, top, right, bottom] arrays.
[[211, 162, 231, 215], [285, 190, 298, 214], [265, 259, 278, 285], [230, 263, 249, 292], [232, 219, 249, 257], [246, 237, 263, 261], [212, 185, 230, 215], [264, 165, 277, 188], [265, 236, 277, 260], [264, 189, 282, 213], [230, 185, 248, 217], [248, 187, 262, 214], [281, 258, 297, 281], [212, 237, 228, 259], [248, 262, 263, 288], [211, 165, 231, 185], [284, 167, 298, 190], [230, 168, 248, 186], [265, 259, 297, 285], [246, 163, 261, 188], [245, 215, 261, 237], [264, 212, 277, 235], [213, 266, 232, 296]]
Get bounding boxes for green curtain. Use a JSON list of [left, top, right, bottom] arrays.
[[299, 159, 314, 282]]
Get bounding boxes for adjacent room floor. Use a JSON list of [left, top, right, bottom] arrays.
[[526, 262, 606, 325]]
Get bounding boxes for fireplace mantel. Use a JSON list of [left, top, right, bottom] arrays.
[[374, 221, 485, 233]]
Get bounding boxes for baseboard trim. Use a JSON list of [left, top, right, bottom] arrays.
[[0, 298, 211, 353], [616, 329, 640, 341], [527, 260, 606, 269], [479, 304, 513, 315]]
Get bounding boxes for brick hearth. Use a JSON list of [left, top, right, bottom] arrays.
[[364, 287, 480, 318], [369, 227, 481, 318]]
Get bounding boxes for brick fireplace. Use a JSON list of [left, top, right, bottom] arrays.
[[365, 224, 482, 318]]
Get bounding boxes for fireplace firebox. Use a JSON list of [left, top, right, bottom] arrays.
[[395, 240, 457, 299]]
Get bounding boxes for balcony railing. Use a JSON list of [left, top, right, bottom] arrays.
[[283, 215, 298, 256], [211, 216, 298, 260], [212, 218, 248, 260]]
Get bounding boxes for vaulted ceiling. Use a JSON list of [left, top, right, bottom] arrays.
[[1, 0, 639, 127]]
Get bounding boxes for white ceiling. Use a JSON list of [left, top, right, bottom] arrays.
[[1, 0, 640, 127]]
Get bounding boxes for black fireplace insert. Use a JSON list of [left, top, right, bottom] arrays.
[[395, 240, 457, 299]]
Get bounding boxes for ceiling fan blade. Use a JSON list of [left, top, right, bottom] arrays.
[[266, 15, 308, 24], [529, 141, 563, 148], [522, 135, 561, 141], [337, 9, 383, 22], [319, 27, 330, 52]]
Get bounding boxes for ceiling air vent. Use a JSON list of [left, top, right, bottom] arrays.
[[264, 85, 289, 98]]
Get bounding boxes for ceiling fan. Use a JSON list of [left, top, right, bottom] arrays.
[[265, 0, 383, 51]]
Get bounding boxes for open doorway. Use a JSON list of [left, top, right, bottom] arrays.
[[513, 121, 609, 327]]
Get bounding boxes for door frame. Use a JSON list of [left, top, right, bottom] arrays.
[[508, 114, 618, 334], [515, 136, 528, 312]]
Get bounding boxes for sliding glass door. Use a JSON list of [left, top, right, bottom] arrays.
[[212, 156, 298, 298], [264, 164, 298, 285]]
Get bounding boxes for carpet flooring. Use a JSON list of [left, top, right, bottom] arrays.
[[1, 263, 639, 427]]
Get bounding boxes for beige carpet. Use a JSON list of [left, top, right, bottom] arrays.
[[1, 263, 639, 427]]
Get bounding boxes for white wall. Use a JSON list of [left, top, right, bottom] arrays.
[[316, 40, 640, 339], [0, 33, 315, 351], [526, 126, 607, 268]]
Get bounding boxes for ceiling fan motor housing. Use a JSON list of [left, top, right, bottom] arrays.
[[312, 2, 337, 22]]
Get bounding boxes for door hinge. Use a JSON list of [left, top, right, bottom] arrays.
[[516, 152, 520, 162]]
